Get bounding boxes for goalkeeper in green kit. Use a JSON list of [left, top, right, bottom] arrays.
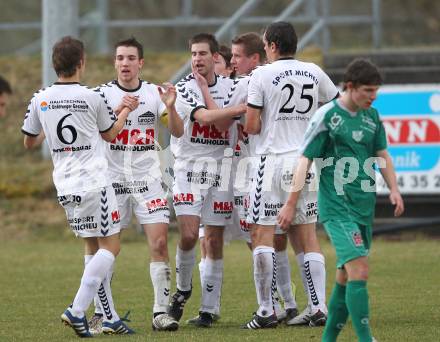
[[278, 58, 404, 342]]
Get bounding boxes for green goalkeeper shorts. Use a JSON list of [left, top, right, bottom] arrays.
[[323, 220, 372, 268]]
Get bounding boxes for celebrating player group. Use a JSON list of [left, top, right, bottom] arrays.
[[21, 21, 404, 342]]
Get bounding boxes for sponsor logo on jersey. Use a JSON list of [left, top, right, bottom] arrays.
[[52, 145, 91, 153], [138, 111, 155, 125], [190, 122, 230, 145], [146, 198, 169, 214], [352, 130, 364, 142], [40, 101, 48, 111], [112, 181, 149, 195], [239, 219, 250, 232], [111, 128, 155, 146], [68, 215, 97, 231], [264, 202, 282, 217], [306, 202, 318, 217], [186, 170, 221, 187], [213, 201, 233, 214], [42, 99, 89, 112], [111, 210, 121, 224], [173, 193, 194, 205], [329, 113, 343, 130], [351, 231, 363, 247]]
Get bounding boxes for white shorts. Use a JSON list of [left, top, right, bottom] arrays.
[[228, 194, 251, 243], [247, 153, 318, 226], [58, 185, 121, 238], [112, 179, 170, 228], [173, 162, 233, 226]]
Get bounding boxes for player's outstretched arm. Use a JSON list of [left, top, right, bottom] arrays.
[[278, 155, 313, 230], [192, 104, 246, 126], [100, 106, 133, 142], [158, 83, 183, 138], [23, 132, 45, 149], [376, 149, 404, 217]]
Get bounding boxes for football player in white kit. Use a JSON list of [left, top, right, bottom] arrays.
[[88, 37, 183, 333], [225, 32, 300, 324], [22, 36, 135, 337], [243, 22, 339, 329], [168, 33, 245, 328]]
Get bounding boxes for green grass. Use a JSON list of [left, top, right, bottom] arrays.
[[1, 233, 439, 341]]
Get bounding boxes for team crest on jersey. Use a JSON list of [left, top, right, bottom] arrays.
[[138, 111, 155, 125], [40, 101, 48, 111], [329, 113, 343, 130], [351, 231, 363, 247], [352, 130, 364, 142]]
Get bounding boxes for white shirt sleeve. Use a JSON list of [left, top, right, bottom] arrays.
[[317, 66, 339, 103], [224, 77, 249, 107], [21, 96, 42, 136], [94, 90, 117, 133], [247, 70, 264, 109], [175, 80, 206, 121]]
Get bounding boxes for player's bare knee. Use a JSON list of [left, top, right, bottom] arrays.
[[151, 234, 168, 256], [180, 232, 198, 250]]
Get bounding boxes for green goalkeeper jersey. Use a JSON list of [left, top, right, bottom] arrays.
[[301, 99, 387, 226]]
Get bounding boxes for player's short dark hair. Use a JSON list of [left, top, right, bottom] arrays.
[[0, 75, 12, 95], [218, 45, 232, 68], [52, 36, 85, 78], [264, 21, 297, 56], [232, 32, 266, 62], [343, 58, 383, 90], [115, 37, 144, 59], [189, 33, 219, 54]]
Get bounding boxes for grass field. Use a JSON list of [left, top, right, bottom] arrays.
[[1, 232, 439, 341]]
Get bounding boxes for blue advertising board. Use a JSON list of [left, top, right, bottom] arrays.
[[374, 85, 440, 194]]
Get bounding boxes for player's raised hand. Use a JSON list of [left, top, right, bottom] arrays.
[[158, 82, 176, 108], [192, 61, 208, 89], [389, 190, 404, 217], [278, 203, 296, 231]]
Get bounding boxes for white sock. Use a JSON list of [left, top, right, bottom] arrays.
[[253, 246, 275, 317], [97, 262, 119, 323], [84, 254, 103, 315], [198, 258, 205, 290], [71, 249, 114, 317], [176, 246, 196, 292], [276, 250, 297, 310], [296, 252, 310, 307], [150, 261, 171, 313], [200, 258, 223, 314], [304, 252, 326, 313]]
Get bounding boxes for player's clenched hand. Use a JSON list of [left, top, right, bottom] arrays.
[[158, 82, 176, 108], [121, 95, 139, 112], [278, 203, 296, 231], [389, 190, 404, 217]]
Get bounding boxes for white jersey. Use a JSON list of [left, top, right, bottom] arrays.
[[172, 74, 235, 164], [224, 75, 255, 159], [247, 58, 338, 155], [21, 82, 116, 195], [96, 80, 166, 181]]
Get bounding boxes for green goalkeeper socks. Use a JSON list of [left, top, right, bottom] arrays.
[[346, 280, 373, 342], [322, 282, 348, 342]]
